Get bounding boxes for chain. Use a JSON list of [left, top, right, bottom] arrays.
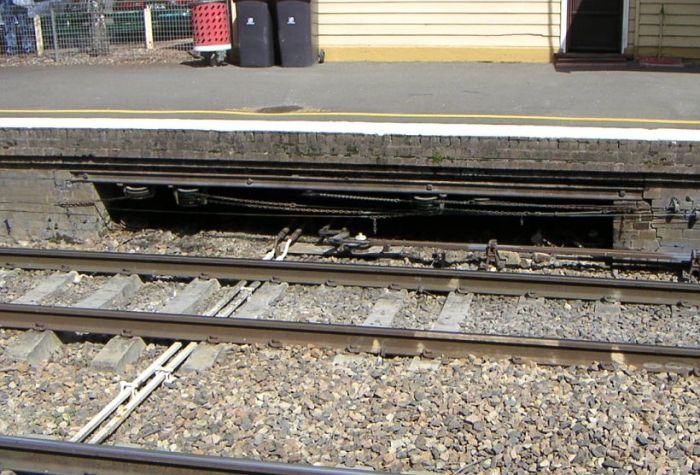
[[313, 192, 405, 204], [56, 196, 129, 208], [203, 194, 410, 217], [308, 191, 637, 212]]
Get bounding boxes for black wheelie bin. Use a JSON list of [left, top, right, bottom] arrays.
[[236, 0, 275, 67], [273, 0, 319, 67]]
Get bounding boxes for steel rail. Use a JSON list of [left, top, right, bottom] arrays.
[[1, 304, 698, 368], [1, 247, 699, 305], [0, 436, 384, 475]]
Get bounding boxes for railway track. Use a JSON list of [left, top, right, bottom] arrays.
[[0, 247, 699, 369], [0, 435, 382, 474]]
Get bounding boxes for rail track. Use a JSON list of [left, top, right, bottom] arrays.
[[1, 247, 699, 369], [0, 436, 382, 475], [0, 247, 699, 305]]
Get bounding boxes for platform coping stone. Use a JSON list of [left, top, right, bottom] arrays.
[[91, 336, 146, 374], [431, 292, 473, 332], [362, 290, 407, 327], [160, 278, 221, 315], [6, 330, 62, 367], [232, 282, 288, 319], [180, 343, 225, 373], [75, 274, 142, 309], [594, 300, 622, 319], [13, 271, 78, 305]]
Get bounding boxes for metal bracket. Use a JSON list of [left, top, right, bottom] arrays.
[[482, 239, 505, 271], [683, 249, 700, 281], [685, 198, 697, 228]]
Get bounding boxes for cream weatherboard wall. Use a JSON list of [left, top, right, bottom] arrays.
[[634, 0, 700, 58], [314, 0, 561, 62]]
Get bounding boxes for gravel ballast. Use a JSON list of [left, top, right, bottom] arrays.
[[0, 332, 163, 439], [108, 345, 700, 473]]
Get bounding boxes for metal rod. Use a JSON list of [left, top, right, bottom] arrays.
[[87, 342, 197, 444], [70, 342, 183, 443]]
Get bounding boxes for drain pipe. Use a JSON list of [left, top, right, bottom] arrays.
[[657, 4, 665, 59]]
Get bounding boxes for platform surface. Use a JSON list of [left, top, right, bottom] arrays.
[[0, 62, 699, 130]]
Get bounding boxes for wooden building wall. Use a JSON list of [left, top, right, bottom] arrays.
[[634, 0, 700, 58], [315, 0, 561, 62]]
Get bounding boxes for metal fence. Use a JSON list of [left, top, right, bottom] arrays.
[[1, 0, 194, 61]]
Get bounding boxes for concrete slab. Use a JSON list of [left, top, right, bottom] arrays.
[[506, 296, 545, 319], [160, 278, 220, 315], [432, 292, 473, 332], [362, 290, 406, 327], [287, 243, 334, 256], [203, 282, 245, 317], [332, 354, 372, 366], [233, 282, 288, 319], [408, 356, 441, 372], [671, 305, 698, 320], [5, 330, 62, 367], [216, 281, 259, 318], [91, 336, 146, 373], [180, 343, 224, 373], [74, 274, 142, 309], [13, 271, 78, 305], [0, 270, 17, 288], [594, 301, 622, 319]]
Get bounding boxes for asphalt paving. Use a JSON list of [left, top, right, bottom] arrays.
[[0, 62, 699, 128]]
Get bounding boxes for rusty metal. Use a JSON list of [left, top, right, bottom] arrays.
[[363, 238, 692, 265], [76, 171, 642, 201], [1, 247, 699, 305], [0, 436, 383, 475], [0, 304, 698, 369]]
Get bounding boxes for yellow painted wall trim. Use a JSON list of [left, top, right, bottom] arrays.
[[321, 46, 557, 63]]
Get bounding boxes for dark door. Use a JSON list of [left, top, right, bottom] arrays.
[[567, 0, 623, 52]]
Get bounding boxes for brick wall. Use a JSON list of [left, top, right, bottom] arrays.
[[2, 127, 700, 249], [0, 170, 109, 243], [1, 128, 698, 174]]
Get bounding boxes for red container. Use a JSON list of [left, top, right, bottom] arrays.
[[192, 0, 232, 52]]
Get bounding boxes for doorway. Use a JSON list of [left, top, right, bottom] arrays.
[[566, 0, 624, 53]]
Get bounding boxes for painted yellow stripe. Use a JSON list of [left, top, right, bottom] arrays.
[[0, 109, 699, 126]]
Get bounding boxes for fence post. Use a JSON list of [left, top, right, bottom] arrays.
[[33, 15, 44, 56], [144, 5, 154, 49], [50, 7, 59, 61]]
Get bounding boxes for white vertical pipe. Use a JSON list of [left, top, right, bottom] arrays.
[[144, 5, 154, 50], [33, 16, 44, 56], [560, 0, 568, 53]]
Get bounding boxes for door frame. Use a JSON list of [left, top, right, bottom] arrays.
[[560, 0, 629, 54]]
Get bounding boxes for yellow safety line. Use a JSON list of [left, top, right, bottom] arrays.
[[1, 108, 700, 126]]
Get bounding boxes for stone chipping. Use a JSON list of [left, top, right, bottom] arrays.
[[107, 345, 700, 474], [0, 333, 163, 439]]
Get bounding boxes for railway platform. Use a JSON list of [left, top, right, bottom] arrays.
[[0, 62, 700, 251], [0, 62, 698, 129]]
